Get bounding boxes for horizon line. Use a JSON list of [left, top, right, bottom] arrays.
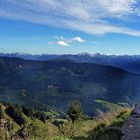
[[0, 52, 140, 56]]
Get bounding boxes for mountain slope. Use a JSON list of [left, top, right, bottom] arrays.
[[0, 57, 139, 115], [1, 53, 140, 74], [56, 54, 140, 74]]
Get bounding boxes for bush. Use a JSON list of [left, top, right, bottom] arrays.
[[67, 101, 83, 123]]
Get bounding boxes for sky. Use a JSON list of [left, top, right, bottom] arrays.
[[0, 0, 140, 55]]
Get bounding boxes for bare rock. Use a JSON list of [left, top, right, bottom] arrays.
[[122, 104, 140, 140]]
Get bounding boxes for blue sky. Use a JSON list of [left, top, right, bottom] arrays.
[[0, 0, 140, 55]]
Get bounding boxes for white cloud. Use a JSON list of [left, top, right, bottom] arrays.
[[55, 36, 85, 43], [72, 37, 85, 43], [54, 36, 64, 40], [49, 36, 85, 47], [97, 0, 137, 17], [64, 21, 140, 36], [48, 40, 69, 47], [56, 41, 69, 47], [0, 0, 140, 36]]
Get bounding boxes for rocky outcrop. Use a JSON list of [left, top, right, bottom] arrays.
[[122, 104, 140, 140], [0, 119, 7, 129]]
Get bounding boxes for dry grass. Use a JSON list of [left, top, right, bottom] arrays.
[[93, 107, 132, 129]]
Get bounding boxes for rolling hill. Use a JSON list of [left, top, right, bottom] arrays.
[[0, 57, 139, 115]]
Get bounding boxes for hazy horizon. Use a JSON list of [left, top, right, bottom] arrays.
[[2, 52, 140, 56]]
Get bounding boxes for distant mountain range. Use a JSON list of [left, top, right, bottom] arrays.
[[0, 56, 140, 115], [1, 53, 140, 74]]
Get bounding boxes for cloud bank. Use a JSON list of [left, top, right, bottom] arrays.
[[0, 0, 140, 36]]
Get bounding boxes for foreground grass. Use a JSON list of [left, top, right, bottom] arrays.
[[49, 107, 131, 140], [0, 101, 132, 140]]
